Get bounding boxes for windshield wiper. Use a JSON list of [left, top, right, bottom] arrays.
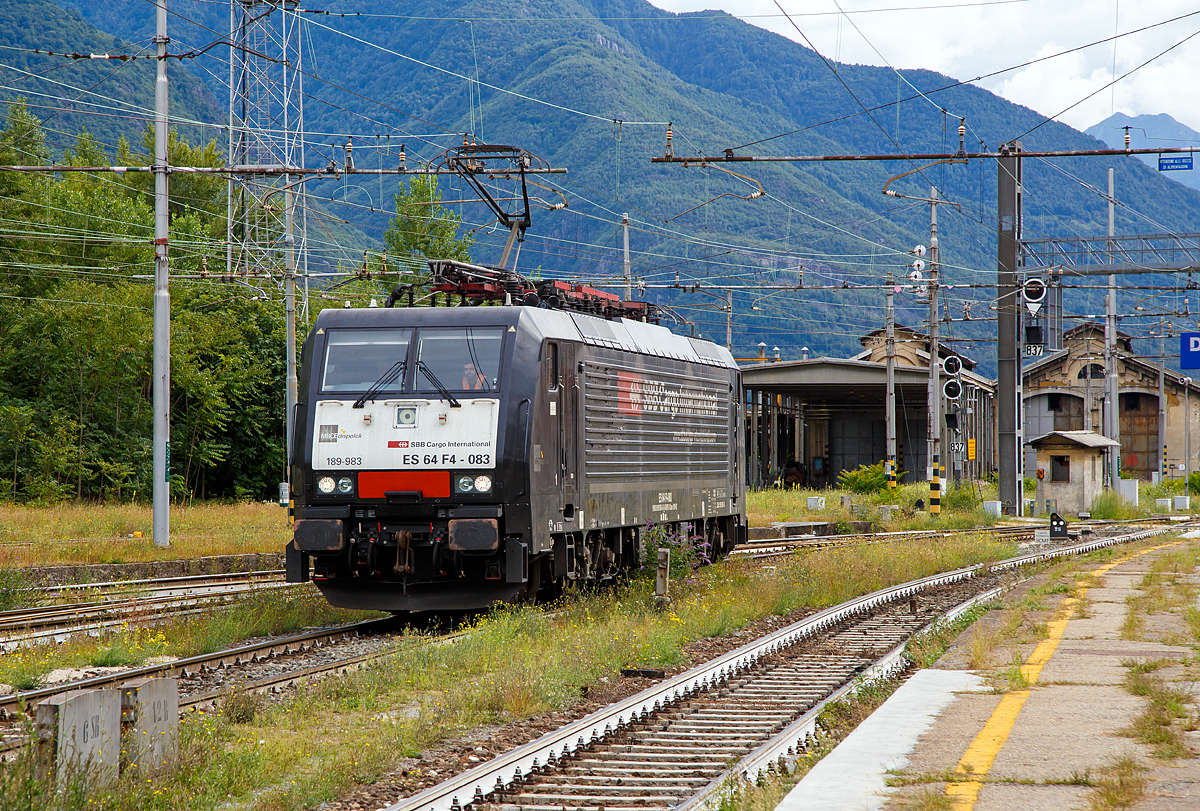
[[417, 361, 462, 408], [353, 360, 406, 409]]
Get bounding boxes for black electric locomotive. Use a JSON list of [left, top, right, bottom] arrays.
[[286, 264, 747, 612]]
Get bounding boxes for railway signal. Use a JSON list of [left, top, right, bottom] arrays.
[[1023, 277, 1046, 315]]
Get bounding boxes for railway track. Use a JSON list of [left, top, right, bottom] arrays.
[[381, 522, 1181, 811], [730, 523, 1038, 558], [0, 612, 471, 759], [0, 616, 395, 721], [730, 516, 1192, 559], [0, 570, 289, 649]]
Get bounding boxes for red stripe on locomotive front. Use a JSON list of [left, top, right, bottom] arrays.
[[358, 471, 452, 498]]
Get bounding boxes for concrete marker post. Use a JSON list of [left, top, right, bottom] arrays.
[[120, 677, 178, 774], [654, 548, 670, 607], [36, 689, 121, 786]]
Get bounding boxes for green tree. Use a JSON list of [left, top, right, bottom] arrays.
[[383, 175, 473, 264], [0, 101, 52, 299], [116, 126, 226, 223], [0, 110, 289, 503]]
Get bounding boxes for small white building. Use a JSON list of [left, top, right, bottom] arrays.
[[1028, 430, 1120, 516]]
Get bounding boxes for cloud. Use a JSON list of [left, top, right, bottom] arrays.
[[651, 0, 1200, 132]]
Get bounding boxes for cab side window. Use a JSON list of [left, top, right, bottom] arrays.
[[546, 342, 559, 390]]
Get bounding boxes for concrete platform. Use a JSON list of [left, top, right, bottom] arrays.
[[785, 535, 1200, 811], [777, 669, 987, 811]]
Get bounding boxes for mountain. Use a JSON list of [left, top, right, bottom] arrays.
[[0, 0, 222, 153], [24, 0, 1200, 372], [1086, 112, 1200, 193]]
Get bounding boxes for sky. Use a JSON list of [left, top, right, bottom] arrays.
[[652, 0, 1200, 138]]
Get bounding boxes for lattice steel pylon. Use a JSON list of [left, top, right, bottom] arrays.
[[227, 0, 307, 284]]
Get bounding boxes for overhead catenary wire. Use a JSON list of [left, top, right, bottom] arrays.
[[1012, 24, 1200, 141], [732, 6, 1200, 153]]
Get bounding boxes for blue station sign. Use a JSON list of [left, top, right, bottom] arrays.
[[1182, 333, 1200, 369], [1159, 155, 1194, 172]]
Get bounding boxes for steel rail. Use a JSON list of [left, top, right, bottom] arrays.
[[731, 525, 1036, 557], [385, 569, 985, 811], [35, 569, 285, 596], [178, 629, 470, 712], [0, 582, 296, 651], [383, 522, 1183, 811], [0, 618, 391, 719], [2, 580, 289, 628]]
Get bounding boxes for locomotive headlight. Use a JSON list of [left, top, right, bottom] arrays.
[[473, 475, 492, 493], [456, 475, 475, 493], [317, 476, 336, 494], [337, 476, 354, 494]]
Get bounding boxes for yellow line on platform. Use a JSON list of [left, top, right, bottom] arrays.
[[945, 537, 1187, 810]]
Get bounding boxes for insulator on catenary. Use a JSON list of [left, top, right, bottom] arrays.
[[1124, 126, 1131, 150], [345, 136, 354, 172], [398, 144, 406, 172], [958, 118, 966, 155], [200, 256, 208, 278], [665, 122, 674, 158]]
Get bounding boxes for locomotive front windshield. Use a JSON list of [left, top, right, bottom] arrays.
[[416, 327, 503, 392], [319, 326, 503, 393], [321, 328, 412, 392]]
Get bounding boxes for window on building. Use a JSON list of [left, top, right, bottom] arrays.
[[1051, 455, 1070, 482], [1077, 364, 1104, 380], [1122, 393, 1140, 412], [1047, 393, 1062, 412]]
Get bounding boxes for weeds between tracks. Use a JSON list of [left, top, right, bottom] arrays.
[[746, 481, 1004, 533], [0, 587, 377, 691], [0, 533, 1016, 810]]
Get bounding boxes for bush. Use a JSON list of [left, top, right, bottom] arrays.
[[1089, 490, 1143, 520], [941, 482, 981, 511], [639, 522, 709, 577], [837, 462, 886, 494], [1144, 477, 1184, 501], [0, 569, 27, 611]]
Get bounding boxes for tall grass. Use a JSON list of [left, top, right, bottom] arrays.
[[1088, 491, 1146, 521], [0, 502, 290, 566], [747, 479, 1000, 531], [0, 587, 378, 688], [0, 569, 27, 611]]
